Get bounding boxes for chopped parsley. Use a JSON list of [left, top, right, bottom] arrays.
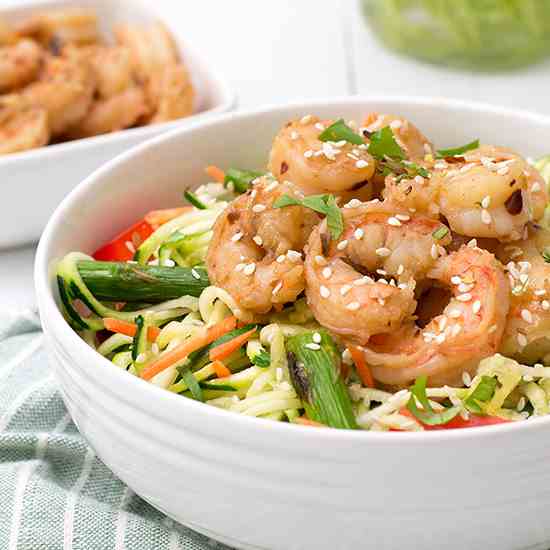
[[367, 126, 405, 161], [432, 226, 449, 240], [407, 375, 461, 426], [273, 193, 344, 239], [436, 139, 479, 159], [184, 190, 207, 210], [543, 248, 550, 263], [251, 350, 271, 368], [464, 375, 498, 414], [224, 168, 263, 194], [318, 119, 363, 145]]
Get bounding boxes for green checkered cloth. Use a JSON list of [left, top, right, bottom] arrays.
[[0, 309, 231, 550]]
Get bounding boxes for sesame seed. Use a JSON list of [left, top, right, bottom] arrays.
[[452, 324, 462, 337], [521, 309, 533, 324], [342, 348, 353, 365], [287, 250, 302, 261], [315, 122, 325, 131], [191, 268, 201, 280], [125, 241, 136, 253], [250, 189, 258, 200], [252, 204, 266, 213], [344, 198, 362, 209], [488, 325, 497, 333], [387, 217, 401, 227], [461, 371, 472, 387], [315, 255, 327, 265], [320, 285, 330, 298], [300, 114, 312, 124], [390, 119, 402, 130], [535, 289, 546, 296], [431, 244, 438, 259], [305, 343, 321, 350], [517, 333, 528, 347], [457, 293, 472, 302], [313, 332, 322, 344], [458, 282, 474, 293], [355, 159, 369, 169], [243, 263, 256, 275], [449, 309, 462, 318], [379, 279, 388, 285], [397, 264, 404, 275], [467, 239, 477, 248], [304, 150, 314, 158], [436, 333, 446, 344], [520, 273, 529, 284], [396, 214, 410, 221], [531, 182, 541, 193], [481, 209, 492, 225], [438, 317, 447, 331], [354, 278, 368, 286], [460, 164, 474, 173], [481, 195, 491, 209], [347, 301, 360, 311], [376, 269, 387, 276], [253, 235, 263, 246], [272, 281, 283, 295], [354, 228, 365, 240], [376, 247, 391, 257], [340, 284, 352, 295], [451, 276, 462, 285], [235, 263, 245, 272], [497, 166, 509, 175], [265, 180, 279, 192], [136, 353, 146, 363], [322, 267, 332, 279], [231, 232, 243, 242], [472, 300, 481, 314], [414, 175, 424, 185], [516, 397, 526, 412], [523, 374, 534, 382], [290, 131, 299, 140], [276, 255, 286, 263], [398, 283, 408, 290], [151, 343, 159, 354], [378, 298, 385, 306], [337, 240, 348, 250], [347, 153, 359, 161]]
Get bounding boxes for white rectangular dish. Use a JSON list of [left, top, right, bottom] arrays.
[[0, 0, 235, 248]]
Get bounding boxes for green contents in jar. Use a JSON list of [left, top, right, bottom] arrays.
[[362, 0, 550, 71]]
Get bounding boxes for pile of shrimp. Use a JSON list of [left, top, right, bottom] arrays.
[[207, 113, 550, 389], [0, 7, 194, 155]]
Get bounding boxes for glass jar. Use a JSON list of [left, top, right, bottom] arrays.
[[362, 0, 550, 71]]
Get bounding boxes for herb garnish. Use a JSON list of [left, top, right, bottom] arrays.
[[224, 168, 263, 194], [273, 193, 344, 239], [368, 126, 405, 160], [318, 119, 363, 145], [251, 350, 271, 368], [543, 248, 550, 263], [407, 375, 461, 426], [432, 227, 449, 240], [184, 190, 207, 210], [436, 139, 479, 159], [464, 375, 498, 414]]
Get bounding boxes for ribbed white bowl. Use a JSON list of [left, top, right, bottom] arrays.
[[36, 97, 550, 550]]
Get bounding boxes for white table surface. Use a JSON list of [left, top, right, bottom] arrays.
[[2, 0, 550, 309]]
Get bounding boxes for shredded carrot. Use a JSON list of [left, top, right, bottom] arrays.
[[140, 316, 237, 381], [294, 417, 326, 428], [211, 360, 231, 378], [209, 327, 257, 362], [205, 165, 226, 183], [103, 318, 160, 342], [144, 207, 192, 229], [348, 345, 375, 388]]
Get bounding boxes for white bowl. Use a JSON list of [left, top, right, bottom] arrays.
[[36, 97, 550, 550], [0, 0, 235, 248]]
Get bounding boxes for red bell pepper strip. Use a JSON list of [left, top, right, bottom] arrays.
[[394, 408, 511, 431], [93, 219, 153, 262]]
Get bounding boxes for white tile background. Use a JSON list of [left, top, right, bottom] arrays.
[[1, 0, 550, 308]]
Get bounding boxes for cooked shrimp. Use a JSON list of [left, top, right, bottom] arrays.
[[0, 39, 42, 92], [0, 95, 49, 155], [69, 45, 134, 99], [268, 116, 376, 200], [360, 245, 510, 387], [382, 170, 440, 217], [114, 21, 178, 85], [149, 64, 194, 124], [19, 9, 98, 48], [206, 177, 320, 315], [66, 86, 148, 139], [0, 18, 15, 46], [435, 145, 547, 241], [304, 200, 451, 344], [496, 228, 550, 363], [363, 113, 433, 160], [22, 54, 95, 136]]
